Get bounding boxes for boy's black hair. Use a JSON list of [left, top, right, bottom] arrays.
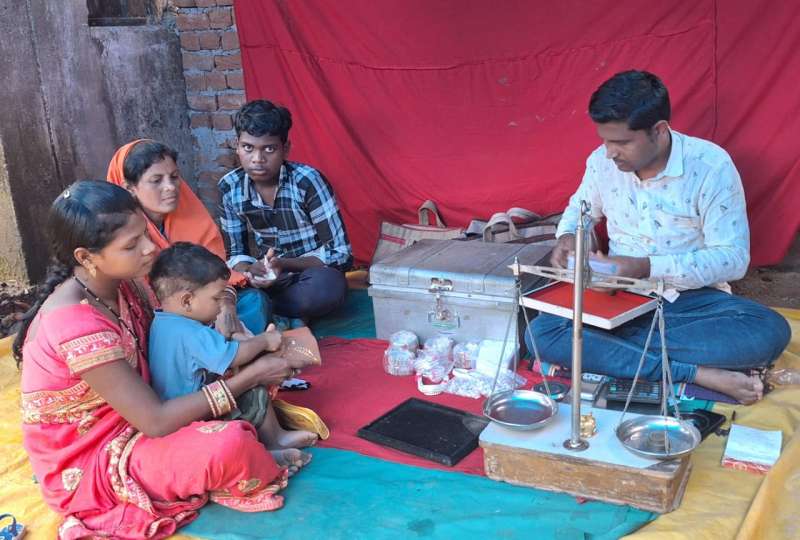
[[234, 100, 293, 142], [148, 242, 231, 301], [13, 180, 141, 365], [123, 140, 179, 186], [588, 70, 671, 130]]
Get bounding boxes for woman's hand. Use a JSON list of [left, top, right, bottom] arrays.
[[82, 352, 295, 439], [214, 298, 243, 339], [244, 354, 294, 386], [82, 360, 216, 438], [262, 323, 282, 352]]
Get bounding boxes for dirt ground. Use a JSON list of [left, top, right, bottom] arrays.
[[730, 234, 800, 310], [0, 235, 797, 339]]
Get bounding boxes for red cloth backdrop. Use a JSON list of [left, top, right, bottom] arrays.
[[234, 0, 800, 267]]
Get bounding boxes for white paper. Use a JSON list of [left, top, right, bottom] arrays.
[[723, 424, 782, 467]]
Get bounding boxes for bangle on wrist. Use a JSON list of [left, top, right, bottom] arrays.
[[202, 380, 236, 417], [220, 380, 237, 410], [202, 385, 219, 417]]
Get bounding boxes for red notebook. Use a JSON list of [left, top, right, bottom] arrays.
[[522, 281, 657, 329]]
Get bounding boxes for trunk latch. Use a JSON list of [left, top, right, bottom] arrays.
[[428, 277, 453, 292]]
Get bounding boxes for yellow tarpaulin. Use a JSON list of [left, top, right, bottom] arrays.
[[1, 309, 798, 539], [627, 308, 800, 540]]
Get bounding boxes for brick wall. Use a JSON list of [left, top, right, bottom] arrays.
[[173, 0, 243, 211]]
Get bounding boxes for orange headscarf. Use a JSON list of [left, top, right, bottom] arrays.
[[107, 140, 247, 287]]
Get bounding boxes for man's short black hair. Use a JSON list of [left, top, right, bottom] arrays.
[[589, 70, 671, 130], [149, 242, 230, 301], [234, 99, 293, 142]]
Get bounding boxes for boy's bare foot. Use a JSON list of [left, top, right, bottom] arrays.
[[257, 404, 319, 450], [275, 429, 318, 449], [694, 367, 764, 405], [270, 448, 312, 477]]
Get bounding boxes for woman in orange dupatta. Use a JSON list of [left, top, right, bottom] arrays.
[[14, 181, 299, 539], [107, 140, 270, 336]]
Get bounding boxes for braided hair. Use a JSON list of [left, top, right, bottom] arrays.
[[12, 180, 141, 366]]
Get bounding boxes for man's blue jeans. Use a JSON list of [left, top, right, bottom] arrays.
[[526, 288, 791, 383]]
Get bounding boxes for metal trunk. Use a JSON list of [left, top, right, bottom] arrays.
[[368, 239, 552, 344]]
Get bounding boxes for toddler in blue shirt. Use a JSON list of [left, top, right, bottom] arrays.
[[148, 242, 317, 472]]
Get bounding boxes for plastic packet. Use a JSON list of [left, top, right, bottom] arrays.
[[452, 341, 480, 369], [423, 335, 454, 358], [383, 347, 416, 376], [414, 349, 453, 383], [493, 369, 527, 393], [443, 369, 484, 398], [442, 368, 526, 398], [388, 330, 419, 352]]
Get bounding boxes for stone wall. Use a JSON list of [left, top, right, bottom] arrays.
[[0, 0, 194, 282], [172, 0, 243, 210]]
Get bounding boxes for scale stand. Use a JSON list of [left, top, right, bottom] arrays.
[[564, 202, 591, 451], [479, 201, 695, 513]]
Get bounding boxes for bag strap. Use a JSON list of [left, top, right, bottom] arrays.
[[418, 200, 446, 228], [482, 211, 520, 241], [505, 207, 542, 223]]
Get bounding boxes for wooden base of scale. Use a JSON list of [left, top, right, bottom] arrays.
[[479, 404, 692, 513]]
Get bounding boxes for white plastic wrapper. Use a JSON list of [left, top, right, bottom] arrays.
[[452, 341, 480, 369], [423, 335, 455, 358], [442, 370, 483, 398], [383, 347, 416, 376], [414, 349, 453, 383], [388, 330, 419, 352], [442, 368, 526, 399]]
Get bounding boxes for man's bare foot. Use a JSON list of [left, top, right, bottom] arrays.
[[270, 449, 312, 477], [275, 428, 318, 449], [694, 367, 764, 405]]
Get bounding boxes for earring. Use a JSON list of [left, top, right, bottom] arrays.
[[85, 263, 97, 278]]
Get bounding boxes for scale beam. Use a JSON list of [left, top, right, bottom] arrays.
[[511, 264, 660, 294]]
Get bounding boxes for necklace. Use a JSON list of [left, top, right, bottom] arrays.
[[73, 276, 143, 356]]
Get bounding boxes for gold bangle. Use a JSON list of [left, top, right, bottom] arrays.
[[219, 380, 237, 411], [208, 381, 233, 416], [202, 385, 220, 418]]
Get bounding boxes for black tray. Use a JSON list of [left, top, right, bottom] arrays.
[[357, 398, 489, 466]]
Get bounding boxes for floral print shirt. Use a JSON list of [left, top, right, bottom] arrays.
[[557, 130, 749, 291]]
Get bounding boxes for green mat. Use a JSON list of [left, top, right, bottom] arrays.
[[311, 289, 376, 339], [185, 447, 655, 540]]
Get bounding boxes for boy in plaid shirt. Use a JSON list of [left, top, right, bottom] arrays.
[[219, 100, 352, 324]]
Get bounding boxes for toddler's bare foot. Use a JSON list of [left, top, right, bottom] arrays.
[[270, 448, 312, 477], [694, 367, 764, 404], [274, 428, 318, 449]]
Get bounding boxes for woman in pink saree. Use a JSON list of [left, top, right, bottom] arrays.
[[14, 181, 312, 539]]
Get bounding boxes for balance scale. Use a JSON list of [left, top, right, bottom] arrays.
[[479, 201, 695, 514], [479, 404, 692, 513]]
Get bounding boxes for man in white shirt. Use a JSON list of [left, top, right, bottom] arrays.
[[529, 71, 790, 404]]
